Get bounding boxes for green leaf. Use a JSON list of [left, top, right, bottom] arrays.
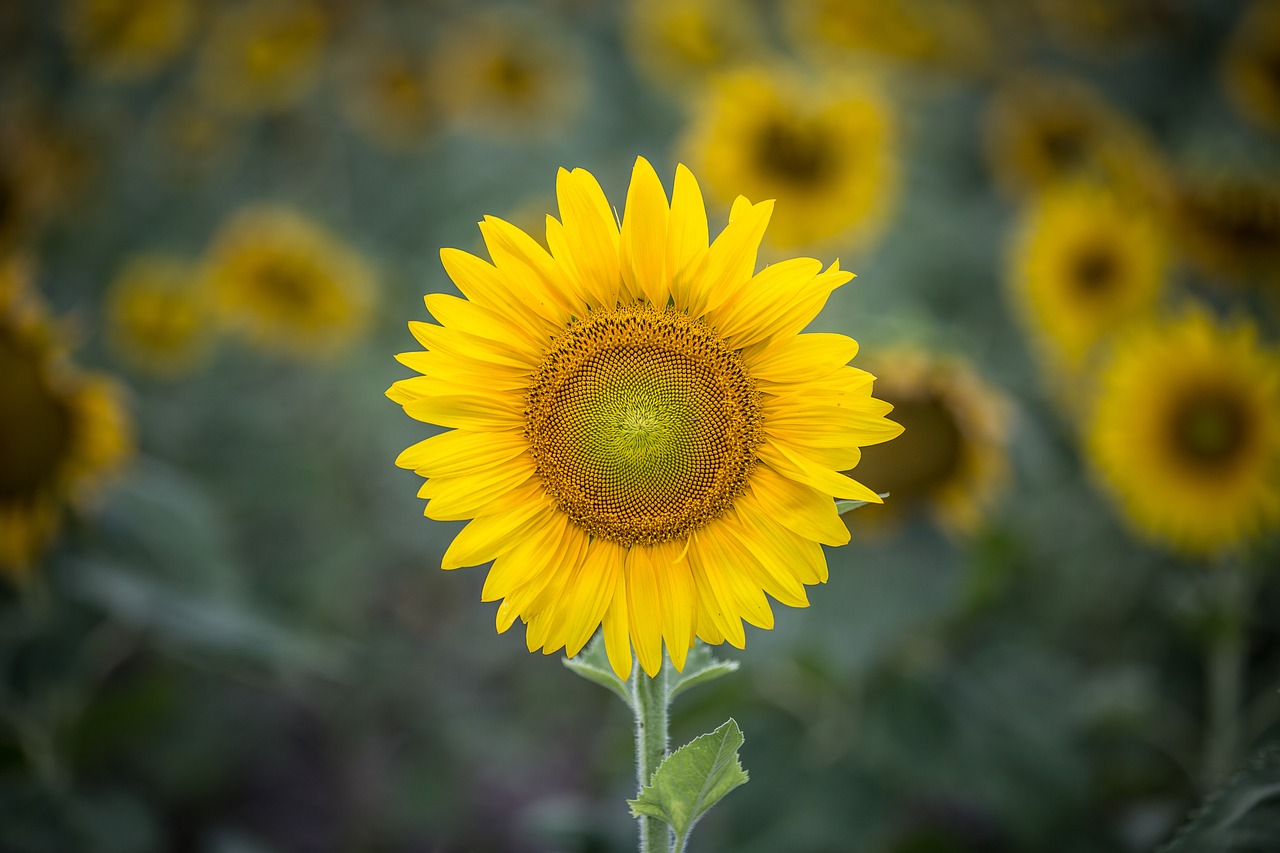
[[667, 641, 738, 704], [628, 718, 749, 850], [562, 634, 633, 709], [836, 493, 889, 515], [1161, 743, 1280, 852]]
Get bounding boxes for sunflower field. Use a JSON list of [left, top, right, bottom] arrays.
[[3, 1, 1280, 851]]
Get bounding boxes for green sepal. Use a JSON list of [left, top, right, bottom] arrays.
[[836, 492, 889, 515], [628, 718, 749, 851], [667, 642, 738, 704], [562, 634, 633, 710]]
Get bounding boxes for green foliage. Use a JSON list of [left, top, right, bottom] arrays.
[[666, 643, 739, 704], [1161, 743, 1280, 853], [629, 719, 749, 853], [563, 635, 633, 709]]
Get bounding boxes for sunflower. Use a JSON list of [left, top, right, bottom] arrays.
[[334, 39, 437, 151], [624, 0, 766, 98], [1010, 182, 1168, 387], [681, 67, 898, 253], [0, 260, 132, 579], [196, 0, 327, 116], [1223, 0, 1280, 136], [206, 205, 376, 359], [387, 158, 902, 678], [1166, 169, 1280, 287], [983, 72, 1165, 201], [1031, 0, 1174, 58], [428, 9, 586, 139], [845, 349, 1011, 537], [63, 0, 194, 82], [1086, 309, 1280, 556], [106, 254, 214, 377]]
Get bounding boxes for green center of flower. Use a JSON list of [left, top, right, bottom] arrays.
[[1170, 389, 1251, 470], [525, 304, 762, 546], [0, 335, 72, 501]]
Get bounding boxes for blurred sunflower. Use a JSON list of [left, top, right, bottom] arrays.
[[782, 0, 994, 73], [845, 350, 1012, 537], [681, 67, 898, 253], [207, 205, 376, 359], [1032, 0, 1176, 58], [1223, 0, 1280, 136], [1086, 309, 1280, 556], [429, 9, 586, 139], [197, 0, 327, 116], [0, 260, 132, 579], [624, 0, 766, 97], [63, 0, 195, 82], [106, 254, 214, 377], [983, 72, 1165, 201], [388, 158, 902, 678], [1010, 182, 1168, 386], [334, 39, 436, 151], [1166, 169, 1280, 287]]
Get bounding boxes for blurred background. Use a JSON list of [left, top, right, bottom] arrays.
[[2, 0, 1280, 850]]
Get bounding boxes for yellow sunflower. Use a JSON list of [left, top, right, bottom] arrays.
[[428, 10, 586, 139], [1010, 182, 1168, 387], [1166, 169, 1280, 287], [206, 205, 376, 359], [387, 158, 902, 678], [0, 260, 132, 580], [106, 254, 214, 377], [197, 0, 327, 116], [63, 0, 195, 82], [844, 349, 1012, 537], [1086, 308, 1280, 556], [624, 0, 766, 98], [681, 67, 898, 253], [1223, 0, 1280, 136], [983, 72, 1166, 201], [334, 39, 437, 151]]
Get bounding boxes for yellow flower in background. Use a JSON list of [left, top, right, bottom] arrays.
[[388, 158, 901, 678], [1032, 0, 1174, 58], [845, 349, 1012, 537], [1166, 169, 1280, 287], [429, 10, 586, 139], [1087, 309, 1280, 556], [63, 0, 194, 82], [681, 67, 898, 253], [207, 205, 376, 359], [106, 254, 214, 377], [0, 260, 132, 580], [1011, 182, 1168, 386], [983, 72, 1166, 201], [625, 0, 766, 97], [782, 0, 995, 73], [197, 0, 327, 116], [334, 40, 437, 151], [1223, 0, 1280, 136]]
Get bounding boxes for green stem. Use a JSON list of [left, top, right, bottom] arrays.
[[1204, 561, 1248, 787], [632, 657, 671, 853]]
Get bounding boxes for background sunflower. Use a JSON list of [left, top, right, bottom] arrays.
[[2, 1, 1280, 851]]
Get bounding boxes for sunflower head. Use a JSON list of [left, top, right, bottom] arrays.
[[207, 205, 376, 359], [1086, 308, 1280, 556], [63, 0, 194, 81], [106, 254, 214, 377], [1223, 0, 1280, 136], [0, 260, 132, 579], [1166, 169, 1280, 287], [197, 0, 327, 115], [625, 0, 766, 96], [388, 158, 902, 678], [1010, 181, 1168, 389], [845, 349, 1012, 537], [334, 38, 437, 151], [682, 66, 898, 253]]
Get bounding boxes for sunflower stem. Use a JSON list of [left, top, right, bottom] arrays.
[[1204, 559, 1249, 788], [632, 656, 672, 853]]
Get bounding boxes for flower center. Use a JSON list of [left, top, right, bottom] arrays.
[[1071, 243, 1119, 295], [525, 304, 762, 546], [754, 117, 833, 185], [1169, 388, 1251, 471], [849, 393, 962, 504], [0, 335, 72, 502], [256, 259, 317, 311]]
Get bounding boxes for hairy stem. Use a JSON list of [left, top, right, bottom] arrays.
[[632, 658, 671, 853]]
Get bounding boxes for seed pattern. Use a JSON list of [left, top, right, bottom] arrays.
[[525, 302, 762, 545]]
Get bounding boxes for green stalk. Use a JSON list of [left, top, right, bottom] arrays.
[[631, 656, 671, 853], [1204, 560, 1248, 787]]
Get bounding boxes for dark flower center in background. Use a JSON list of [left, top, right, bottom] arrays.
[[853, 394, 963, 504], [257, 260, 316, 311], [1071, 243, 1119, 294], [1169, 388, 1252, 471], [755, 117, 833, 185], [0, 335, 71, 501]]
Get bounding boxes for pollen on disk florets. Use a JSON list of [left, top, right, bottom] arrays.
[[524, 302, 762, 546]]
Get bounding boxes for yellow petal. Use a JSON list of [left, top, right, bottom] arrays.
[[620, 157, 671, 308], [691, 197, 773, 317], [626, 545, 665, 677], [483, 507, 568, 604], [395, 429, 528, 476], [651, 539, 695, 671], [602, 571, 634, 679], [441, 493, 549, 569], [480, 216, 582, 325], [689, 531, 746, 648], [747, 466, 850, 548], [556, 166, 622, 310], [402, 393, 524, 431], [667, 164, 709, 311], [747, 332, 858, 382], [759, 441, 884, 503], [440, 247, 560, 341]]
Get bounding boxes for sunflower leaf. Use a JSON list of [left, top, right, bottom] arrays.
[[1159, 742, 1280, 852], [836, 492, 889, 515], [628, 718, 748, 849], [563, 634, 633, 709], [667, 641, 738, 704]]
